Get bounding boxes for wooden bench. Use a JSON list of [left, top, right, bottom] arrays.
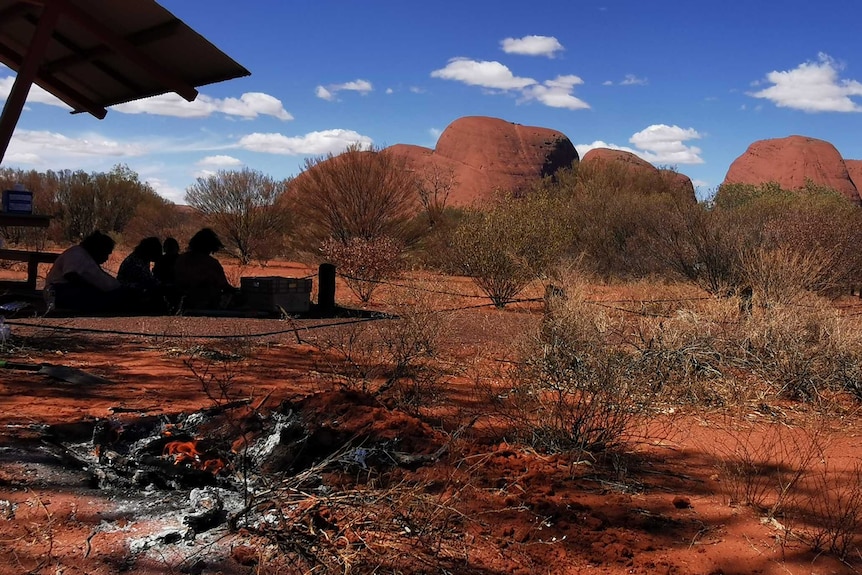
[[0, 248, 60, 292]]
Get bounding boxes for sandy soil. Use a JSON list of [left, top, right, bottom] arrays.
[[0, 261, 859, 574]]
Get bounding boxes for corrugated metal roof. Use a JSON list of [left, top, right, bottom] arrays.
[[0, 0, 250, 162]]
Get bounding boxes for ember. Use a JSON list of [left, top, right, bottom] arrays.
[[163, 440, 227, 475]]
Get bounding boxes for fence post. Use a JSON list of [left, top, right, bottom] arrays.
[[318, 263, 336, 315]]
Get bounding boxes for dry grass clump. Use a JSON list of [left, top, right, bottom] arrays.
[[737, 297, 862, 403], [307, 278, 452, 412]]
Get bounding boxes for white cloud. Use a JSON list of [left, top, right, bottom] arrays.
[[629, 124, 703, 164], [431, 58, 535, 90], [749, 53, 862, 112], [143, 177, 186, 204], [576, 124, 704, 165], [0, 76, 71, 109], [575, 140, 641, 158], [196, 155, 243, 168], [113, 91, 293, 119], [338, 79, 372, 93], [237, 129, 373, 155], [431, 58, 590, 110], [602, 80, 614, 86], [315, 79, 373, 100], [6, 129, 148, 164], [500, 35, 564, 58], [620, 74, 648, 86], [1, 75, 292, 120], [522, 75, 589, 110], [192, 169, 217, 180], [316, 86, 334, 101]]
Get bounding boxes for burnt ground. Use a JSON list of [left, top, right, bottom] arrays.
[[0, 264, 859, 574]]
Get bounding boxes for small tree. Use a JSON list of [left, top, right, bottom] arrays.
[[289, 144, 419, 249], [185, 168, 291, 264], [415, 164, 456, 227]]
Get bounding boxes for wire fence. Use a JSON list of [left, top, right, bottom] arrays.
[[2, 267, 861, 340]]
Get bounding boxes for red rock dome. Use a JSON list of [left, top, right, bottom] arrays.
[[387, 116, 578, 207], [723, 135, 860, 203]]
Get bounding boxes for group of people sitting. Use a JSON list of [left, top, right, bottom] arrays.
[[44, 228, 239, 314]]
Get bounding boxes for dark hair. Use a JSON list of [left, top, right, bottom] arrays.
[[80, 231, 115, 261], [163, 237, 180, 254], [187, 228, 224, 255], [133, 237, 163, 261]]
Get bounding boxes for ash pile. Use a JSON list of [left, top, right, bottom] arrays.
[[51, 390, 447, 534]]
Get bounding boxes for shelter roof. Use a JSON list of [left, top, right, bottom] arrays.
[[0, 0, 250, 117]]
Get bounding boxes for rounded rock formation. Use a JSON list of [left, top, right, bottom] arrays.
[[723, 135, 860, 203], [581, 148, 656, 172], [580, 148, 697, 203], [387, 116, 578, 207], [845, 159, 862, 193]]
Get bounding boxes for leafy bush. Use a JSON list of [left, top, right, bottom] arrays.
[[448, 190, 572, 307]]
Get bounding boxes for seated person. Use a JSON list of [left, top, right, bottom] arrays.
[[45, 231, 129, 312], [174, 228, 238, 309], [153, 237, 179, 285], [118, 236, 162, 291], [118, 236, 166, 313]]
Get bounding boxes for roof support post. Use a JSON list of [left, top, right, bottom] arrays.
[[0, 0, 65, 165]]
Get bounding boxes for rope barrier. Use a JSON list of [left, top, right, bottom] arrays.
[[4, 315, 388, 340]]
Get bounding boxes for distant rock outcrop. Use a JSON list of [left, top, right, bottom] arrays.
[[580, 148, 697, 203], [722, 135, 860, 203], [387, 116, 578, 207], [845, 159, 862, 193], [659, 168, 697, 200], [581, 148, 655, 172]]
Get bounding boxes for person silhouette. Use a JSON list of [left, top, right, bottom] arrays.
[[174, 228, 237, 309]]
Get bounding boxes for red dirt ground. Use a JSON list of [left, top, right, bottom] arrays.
[[0, 260, 860, 574]]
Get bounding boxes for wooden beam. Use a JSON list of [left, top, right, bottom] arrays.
[[0, 42, 107, 117], [0, 0, 63, 165]]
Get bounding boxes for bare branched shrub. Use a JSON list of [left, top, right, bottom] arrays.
[[310, 320, 387, 394], [709, 416, 828, 518], [740, 245, 838, 307], [289, 143, 419, 251], [739, 300, 858, 402], [309, 283, 449, 411], [501, 272, 659, 453], [374, 280, 453, 409], [185, 168, 292, 264], [801, 461, 862, 560], [642, 199, 747, 295], [626, 307, 729, 405], [415, 163, 457, 227], [321, 235, 403, 303]]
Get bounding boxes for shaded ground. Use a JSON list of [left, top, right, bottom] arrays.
[[0, 263, 859, 574]]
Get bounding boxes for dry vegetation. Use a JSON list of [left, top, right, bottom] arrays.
[[2, 159, 862, 573]]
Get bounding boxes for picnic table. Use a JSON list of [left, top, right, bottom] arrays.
[[0, 214, 58, 293]]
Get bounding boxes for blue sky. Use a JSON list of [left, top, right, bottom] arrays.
[[2, 0, 861, 203]]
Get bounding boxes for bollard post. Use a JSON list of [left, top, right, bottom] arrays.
[[318, 263, 336, 316]]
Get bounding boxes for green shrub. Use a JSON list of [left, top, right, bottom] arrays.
[[448, 190, 571, 307]]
